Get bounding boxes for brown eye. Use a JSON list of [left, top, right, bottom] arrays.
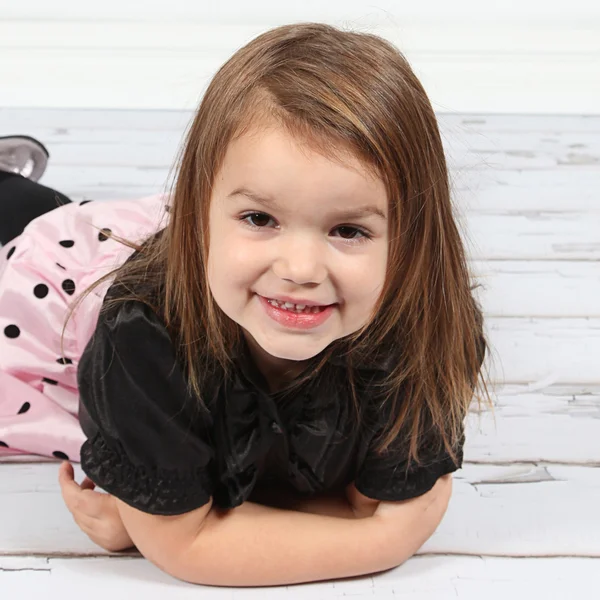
[[336, 226, 362, 240], [246, 212, 271, 228], [239, 212, 274, 229]]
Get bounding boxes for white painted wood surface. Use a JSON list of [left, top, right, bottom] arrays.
[[0, 110, 598, 595], [0, 1, 598, 114]]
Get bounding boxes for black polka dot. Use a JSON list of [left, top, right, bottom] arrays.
[[56, 263, 66, 270], [17, 402, 31, 414], [165, 205, 171, 213], [98, 228, 112, 242], [4, 325, 20, 338], [62, 279, 75, 295], [42, 377, 58, 385], [79, 200, 92, 206], [0, 441, 8, 447], [34, 283, 49, 299], [6, 246, 16, 259], [53, 451, 69, 460], [59, 240, 74, 248], [56, 357, 73, 365]]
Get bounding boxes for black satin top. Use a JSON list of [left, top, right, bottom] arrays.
[[77, 278, 468, 516]]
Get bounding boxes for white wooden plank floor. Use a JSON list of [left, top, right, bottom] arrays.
[[0, 108, 598, 596]]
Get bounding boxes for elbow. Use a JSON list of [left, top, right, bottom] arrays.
[[163, 516, 218, 585], [386, 476, 454, 568], [125, 528, 194, 583], [147, 528, 209, 585], [114, 496, 214, 585], [418, 475, 454, 545], [141, 535, 203, 585]]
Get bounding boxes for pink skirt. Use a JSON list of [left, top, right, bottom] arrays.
[[0, 192, 170, 461]]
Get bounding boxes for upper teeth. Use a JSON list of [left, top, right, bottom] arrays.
[[267, 298, 323, 313]]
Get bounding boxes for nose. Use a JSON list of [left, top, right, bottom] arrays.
[[272, 233, 327, 284]]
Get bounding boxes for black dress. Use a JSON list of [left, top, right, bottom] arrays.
[[78, 269, 469, 516]]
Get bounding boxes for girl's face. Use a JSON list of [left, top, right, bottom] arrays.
[[207, 125, 389, 387]]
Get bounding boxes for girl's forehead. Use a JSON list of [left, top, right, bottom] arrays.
[[224, 129, 380, 187]]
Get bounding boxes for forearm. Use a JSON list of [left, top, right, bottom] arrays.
[[174, 501, 394, 587]]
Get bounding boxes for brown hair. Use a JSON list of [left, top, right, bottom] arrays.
[[61, 22, 493, 470]]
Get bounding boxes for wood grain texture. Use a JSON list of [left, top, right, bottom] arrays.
[[1, 9, 598, 113], [0, 109, 597, 595]]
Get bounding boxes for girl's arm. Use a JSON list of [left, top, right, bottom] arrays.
[[173, 476, 452, 587], [174, 499, 395, 586]]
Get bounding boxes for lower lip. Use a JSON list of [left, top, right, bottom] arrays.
[[258, 295, 336, 329]]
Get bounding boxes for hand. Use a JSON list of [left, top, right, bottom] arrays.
[[58, 461, 135, 553]]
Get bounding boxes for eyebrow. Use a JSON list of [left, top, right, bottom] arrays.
[[228, 187, 387, 221]]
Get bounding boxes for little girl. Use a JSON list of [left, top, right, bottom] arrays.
[[0, 22, 490, 586]]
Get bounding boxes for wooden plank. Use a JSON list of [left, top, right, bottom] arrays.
[[462, 212, 600, 261], [484, 317, 600, 384], [453, 168, 600, 212], [0, 555, 599, 597], [472, 261, 600, 318], [466, 388, 600, 464], [0, 107, 191, 130], [0, 460, 599, 557], [448, 113, 600, 133]]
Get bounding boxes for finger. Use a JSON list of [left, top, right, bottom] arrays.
[[59, 462, 98, 495], [81, 476, 96, 491], [58, 460, 74, 484], [58, 462, 111, 522], [58, 462, 87, 514], [58, 462, 76, 499]]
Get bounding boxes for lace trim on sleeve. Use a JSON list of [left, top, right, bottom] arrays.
[[80, 432, 213, 516]]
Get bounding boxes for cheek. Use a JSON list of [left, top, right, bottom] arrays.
[[208, 236, 259, 289], [339, 255, 385, 297]]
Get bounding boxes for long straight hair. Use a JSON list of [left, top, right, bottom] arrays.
[[62, 22, 493, 468]]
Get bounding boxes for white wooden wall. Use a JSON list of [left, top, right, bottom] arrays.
[[0, 0, 598, 114], [0, 5, 599, 592]]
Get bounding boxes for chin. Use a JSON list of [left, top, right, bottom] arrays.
[[265, 346, 320, 362], [254, 337, 326, 362]]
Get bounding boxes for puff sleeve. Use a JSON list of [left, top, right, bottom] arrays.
[[77, 298, 215, 515], [355, 327, 486, 501], [354, 420, 465, 501]]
